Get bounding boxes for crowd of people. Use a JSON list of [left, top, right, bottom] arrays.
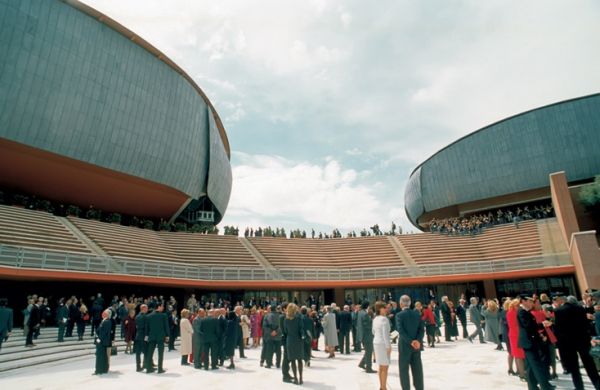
[[427, 203, 555, 235], [1, 289, 599, 390]]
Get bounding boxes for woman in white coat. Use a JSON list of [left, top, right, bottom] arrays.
[[179, 309, 193, 365], [372, 301, 391, 390], [321, 306, 338, 358]]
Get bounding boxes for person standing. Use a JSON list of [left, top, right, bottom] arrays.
[[554, 295, 600, 390], [0, 298, 13, 352], [321, 305, 338, 359], [123, 309, 136, 354], [456, 298, 468, 338], [338, 305, 352, 354], [483, 300, 502, 350], [300, 307, 314, 367], [358, 302, 376, 373], [93, 309, 112, 375], [192, 309, 206, 369], [279, 303, 293, 383], [517, 296, 554, 390], [234, 306, 247, 359], [467, 297, 485, 343], [134, 304, 148, 372], [422, 301, 437, 348], [396, 295, 424, 390], [167, 308, 178, 352], [199, 309, 219, 370], [373, 301, 392, 390], [223, 311, 239, 369], [179, 309, 193, 366], [25, 298, 40, 347], [441, 296, 453, 342], [283, 303, 305, 385], [261, 305, 279, 368], [56, 299, 69, 343], [241, 308, 251, 348], [351, 304, 361, 352], [144, 302, 169, 374]]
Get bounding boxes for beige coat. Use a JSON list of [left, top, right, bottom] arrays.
[[180, 318, 193, 355]]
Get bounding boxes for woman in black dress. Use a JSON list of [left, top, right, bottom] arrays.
[[224, 311, 239, 369], [283, 303, 305, 384]]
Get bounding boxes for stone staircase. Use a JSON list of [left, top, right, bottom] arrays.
[[0, 327, 180, 373]]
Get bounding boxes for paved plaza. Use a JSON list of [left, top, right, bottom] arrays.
[[2, 332, 594, 390]]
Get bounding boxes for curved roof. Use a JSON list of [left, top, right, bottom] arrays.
[[405, 92, 600, 228], [65, 0, 231, 159]]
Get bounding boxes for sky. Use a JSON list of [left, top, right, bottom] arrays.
[[83, 0, 600, 236]]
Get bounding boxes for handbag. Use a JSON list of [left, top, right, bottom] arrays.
[[111, 346, 118, 356], [83, 313, 90, 322]]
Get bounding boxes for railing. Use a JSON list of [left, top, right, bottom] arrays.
[[0, 244, 571, 282]]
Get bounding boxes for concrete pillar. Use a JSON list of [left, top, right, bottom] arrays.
[[570, 231, 600, 292], [550, 171, 580, 246], [332, 287, 346, 306], [483, 279, 498, 299]]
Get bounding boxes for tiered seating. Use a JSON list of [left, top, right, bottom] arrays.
[[0, 205, 92, 254], [159, 233, 260, 267], [396, 221, 542, 264], [248, 236, 404, 268], [68, 217, 177, 261]]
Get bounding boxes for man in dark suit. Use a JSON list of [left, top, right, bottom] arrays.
[[144, 302, 169, 374], [358, 301, 376, 373], [262, 305, 279, 368], [199, 309, 219, 370], [192, 309, 206, 369], [66, 298, 79, 337], [217, 308, 227, 366], [25, 299, 40, 347], [338, 305, 352, 354], [517, 296, 555, 390], [0, 298, 13, 352], [234, 306, 247, 358], [396, 295, 424, 390], [56, 298, 69, 342], [456, 298, 468, 338], [554, 295, 600, 390], [134, 304, 148, 372], [441, 296, 454, 342], [279, 303, 293, 383], [94, 309, 112, 375], [351, 305, 361, 352]]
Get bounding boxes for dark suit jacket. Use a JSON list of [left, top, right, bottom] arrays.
[[97, 318, 112, 347], [360, 311, 373, 343], [145, 311, 169, 342], [134, 313, 147, 341], [517, 307, 542, 350], [396, 308, 424, 349], [441, 302, 451, 322], [339, 311, 352, 333], [554, 302, 591, 349], [28, 305, 41, 328], [198, 316, 219, 343], [0, 307, 13, 337]]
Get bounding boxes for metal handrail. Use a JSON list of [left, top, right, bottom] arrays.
[[0, 244, 571, 282]]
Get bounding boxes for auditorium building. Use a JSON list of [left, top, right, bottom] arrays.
[[0, 1, 599, 323]]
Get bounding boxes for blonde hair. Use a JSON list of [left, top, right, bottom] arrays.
[[487, 300, 498, 312], [181, 308, 190, 319], [509, 298, 520, 310], [503, 298, 511, 311], [286, 303, 298, 319]]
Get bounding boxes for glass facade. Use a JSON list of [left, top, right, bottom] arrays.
[[405, 93, 600, 226], [0, 0, 232, 221]]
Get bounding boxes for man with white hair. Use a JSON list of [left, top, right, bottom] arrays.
[[93, 309, 112, 375], [338, 305, 352, 354], [396, 295, 423, 390]]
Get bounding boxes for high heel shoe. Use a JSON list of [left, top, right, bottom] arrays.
[[507, 369, 517, 376]]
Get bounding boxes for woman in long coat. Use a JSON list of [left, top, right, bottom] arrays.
[[321, 306, 338, 358], [179, 309, 193, 366], [482, 300, 501, 348], [123, 309, 136, 354], [283, 303, 305, 384]]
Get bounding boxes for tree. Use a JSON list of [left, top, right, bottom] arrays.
[[579, 175, 600, 224]]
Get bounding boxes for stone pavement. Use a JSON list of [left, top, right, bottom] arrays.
[[3, 334, 595, 390]]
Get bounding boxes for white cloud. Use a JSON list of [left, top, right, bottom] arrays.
[[225, 152, 382, 230]]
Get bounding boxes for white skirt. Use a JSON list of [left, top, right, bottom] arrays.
[[373, 343, 390, 366]]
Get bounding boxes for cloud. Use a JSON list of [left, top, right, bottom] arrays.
[[225, 152, 381, 229]]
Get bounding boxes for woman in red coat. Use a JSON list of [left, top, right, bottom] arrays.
[[506, 299, 526, 381], [422, 301, 437, 348]]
